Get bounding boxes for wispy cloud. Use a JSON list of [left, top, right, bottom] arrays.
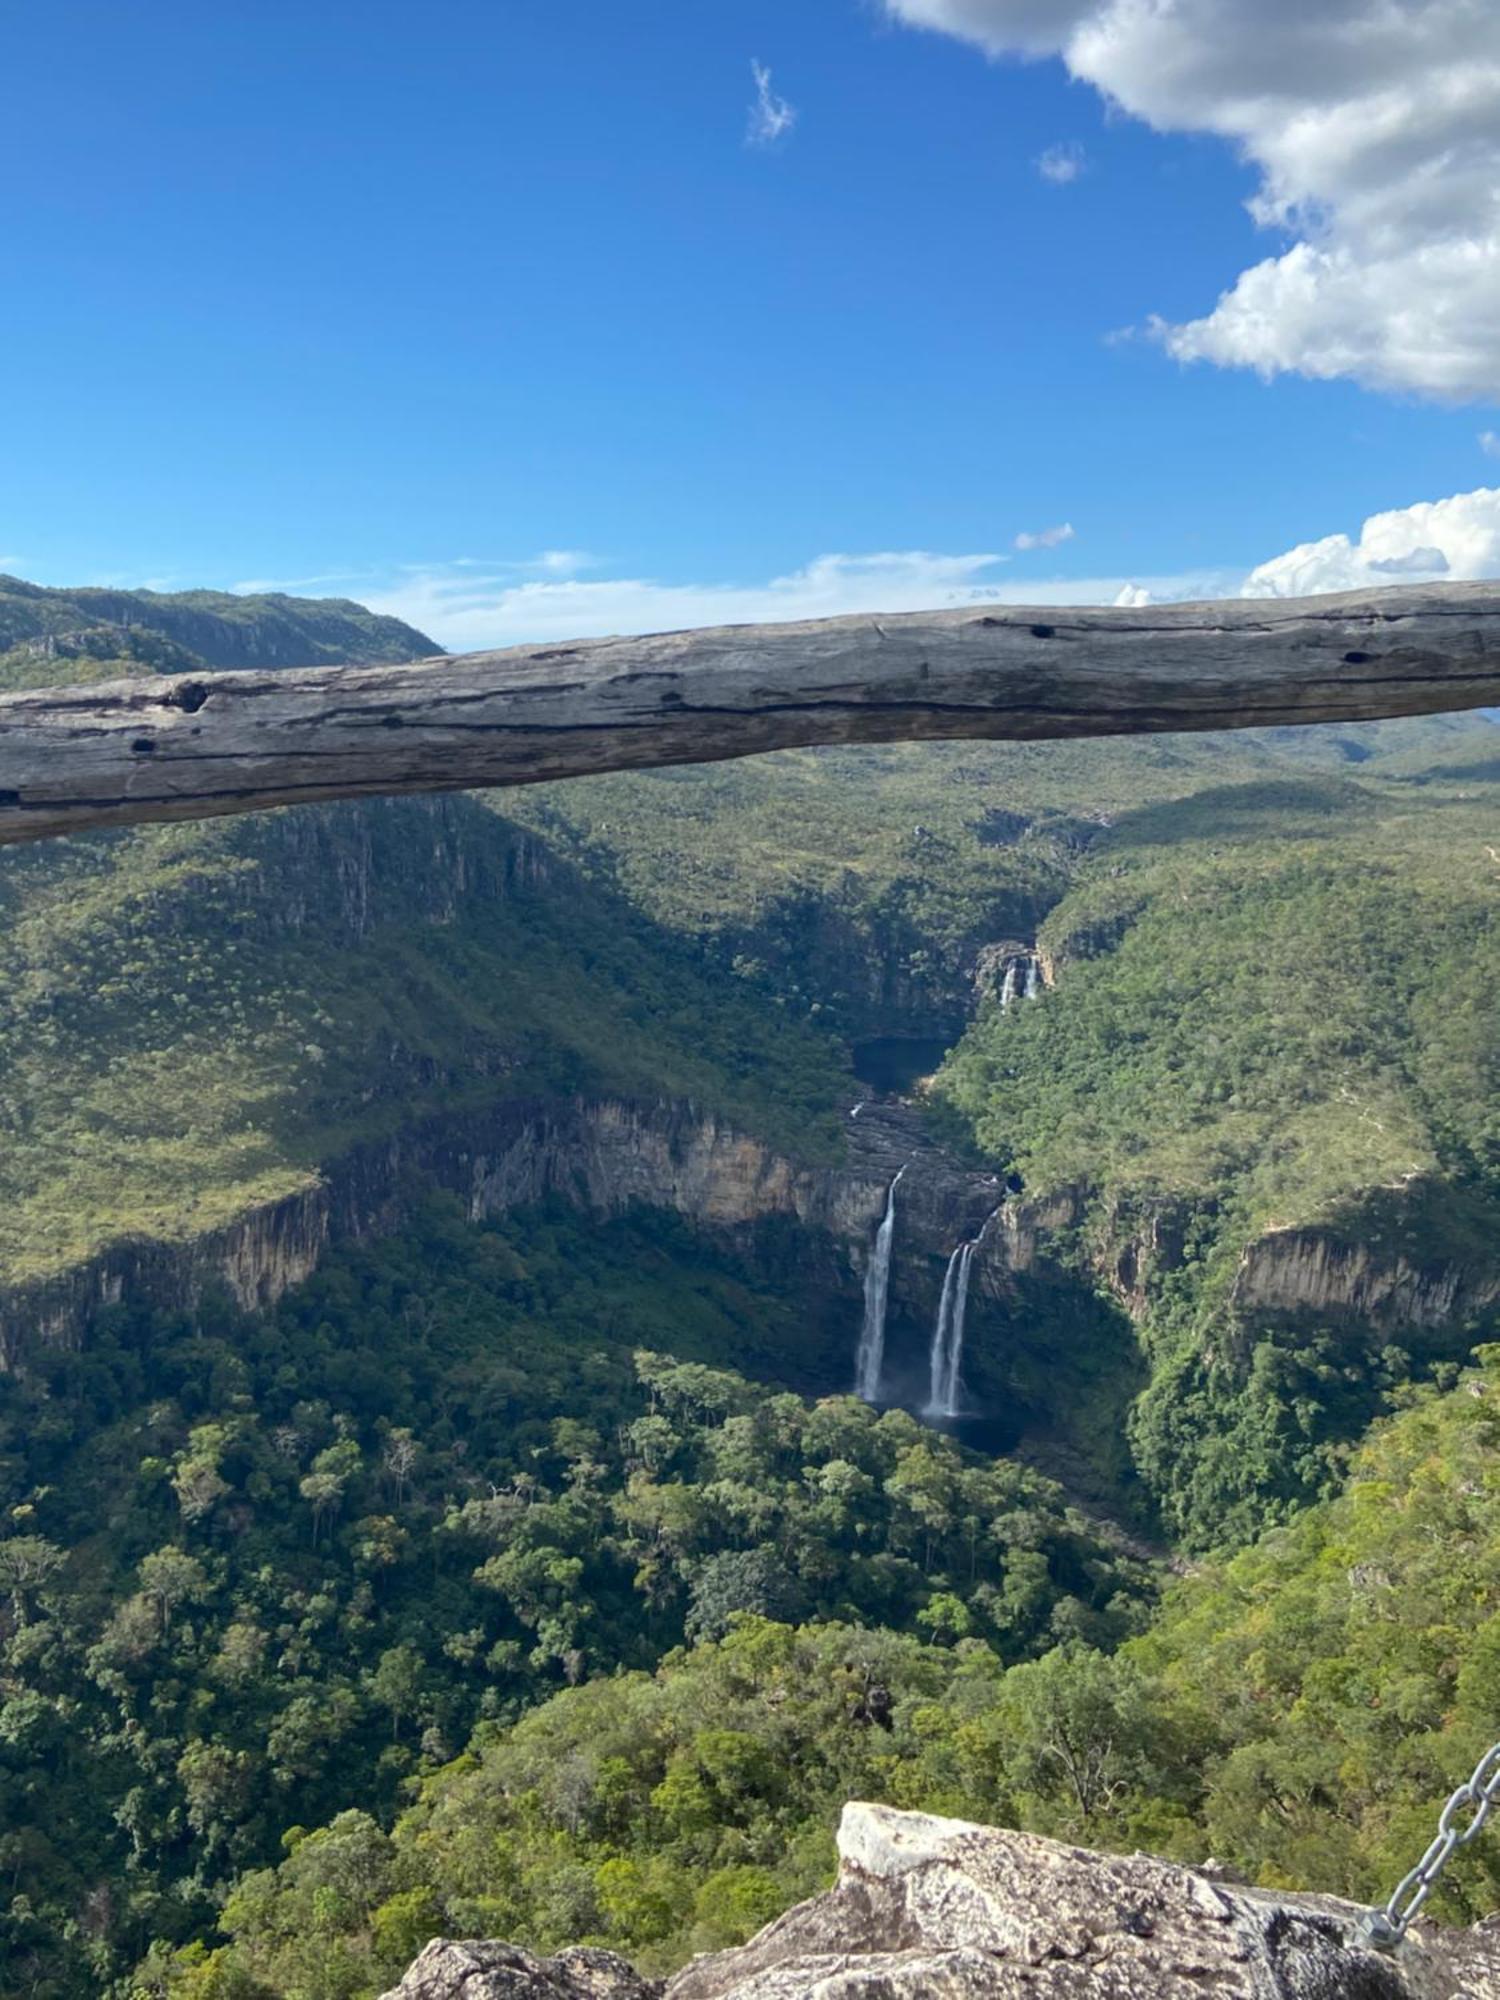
[[747, 60, 797, 147], [234, 552, 596, 597], [356, 549, 1233, 653], [1481, 431, 1500, 460], [232, 569, 374, 595], [1035, 141, 1086, 186], [1014, 522, 1075, 551]]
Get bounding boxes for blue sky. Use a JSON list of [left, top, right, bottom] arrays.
[[4, 0, 1498, 648]]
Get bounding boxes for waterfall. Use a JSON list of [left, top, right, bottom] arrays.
[[1000, 953, 1043, 1010], [855, 1167, 905, 1403], [925, 1241, 975, 1417]]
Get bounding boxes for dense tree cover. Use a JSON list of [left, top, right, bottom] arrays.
[[934, 774, 1500, 1542], [143, 1350, 1500, 1996], [0, 1201, 1149, 1995]]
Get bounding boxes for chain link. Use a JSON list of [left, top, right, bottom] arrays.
[[1353, 1738, 1500, 1951]]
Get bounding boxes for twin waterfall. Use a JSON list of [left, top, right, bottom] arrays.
[[997, 950, 1042, 1011], [854, 1180, 993, 1417], [855, 1166, 904, 1402], [856, 949, 1042, 1412], [925, 1240, 976, 1419]]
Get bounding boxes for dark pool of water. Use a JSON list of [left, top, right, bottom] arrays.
[[852, 1036, 954, 1095]]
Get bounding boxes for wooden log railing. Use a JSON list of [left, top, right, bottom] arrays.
[[0, 583, 1495, 847]]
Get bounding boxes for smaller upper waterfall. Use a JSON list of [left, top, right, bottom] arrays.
[[925, 1240, 975, 1418], [855, 1166, 906, 1403], [998, 950, 1043, 1011]]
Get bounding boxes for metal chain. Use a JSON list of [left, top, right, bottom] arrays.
[[1353, 1739, 1500, 1951]]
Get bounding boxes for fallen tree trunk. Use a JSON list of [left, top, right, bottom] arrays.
[[0, 582, 1495, 847]]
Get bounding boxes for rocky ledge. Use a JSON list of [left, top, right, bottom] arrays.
[[382, 1803, 1500, 1999]]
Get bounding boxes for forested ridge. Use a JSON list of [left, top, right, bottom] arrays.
[[1, 586, 1499, 1993], [0, 1204, 1150, 1992]]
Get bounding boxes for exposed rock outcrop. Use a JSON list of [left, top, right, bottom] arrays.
[[382, 1941, 659, 1999], [1232, 1223, 1500, 1331], [382, 1804, 1500, 2000], [0, 1094, 889, 1371]]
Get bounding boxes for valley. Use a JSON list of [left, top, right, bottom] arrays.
[[1, 586, 1499, 1993]]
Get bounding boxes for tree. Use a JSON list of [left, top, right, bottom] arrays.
[[137, 1547, 210, 1637], [686, 1548, 807, 1642], [367, 1645, 426, 1743], [996, 1643, 1160, 1827], [381, 1429, 420, 1507], [0, 1537, 65, 1628]]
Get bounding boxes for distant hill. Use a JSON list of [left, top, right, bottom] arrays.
[[0, 573, 437, 688]]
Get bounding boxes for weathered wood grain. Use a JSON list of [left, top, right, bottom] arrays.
[[0, 582, 1495, 846]]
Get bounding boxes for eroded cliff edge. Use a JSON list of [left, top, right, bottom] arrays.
[[0, 1091, 1017, 1374]]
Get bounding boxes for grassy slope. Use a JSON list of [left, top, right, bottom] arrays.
[[0, 800, 847, 1284], [937, 771, 1500, 1225], [503, 718, 1494, 1030]]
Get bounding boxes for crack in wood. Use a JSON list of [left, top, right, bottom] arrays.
[[0, 582, 1491, 847]]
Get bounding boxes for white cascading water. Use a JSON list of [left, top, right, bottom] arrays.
[[998, 961, 1021, 1011], [855, 1166, 905, 1403], [1024, 955, 1041, 999], [925, 1240, 975, 1417]]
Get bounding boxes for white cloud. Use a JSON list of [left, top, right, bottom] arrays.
[[1113, 583, 1151, 607], [1481, 432, 1500, 459], [1241, 485, 1500, 597], [1014, 522, 1075, 550], [359, 549, 1233, 652], [883, 0, 1500, 400], [1035, 141, 1086, 185], [533, 549, 596, 576], [747, 60, 797, 147]]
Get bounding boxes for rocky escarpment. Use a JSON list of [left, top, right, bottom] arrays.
[[381, 1803, 1500, 1998], [1232, 1221, 1500, 1330], [0, 1094, 886, 1371], [0, 1092, 1024, 1373], [0, 572, 436, 673], [985, 1169, 1500, 1350]]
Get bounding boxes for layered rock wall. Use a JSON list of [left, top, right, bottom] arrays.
[[0, 1095, 897, 1372]]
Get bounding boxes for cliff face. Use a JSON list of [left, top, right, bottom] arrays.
[[0, 1094, 896, 1371], [4, 1086, 1040, 1372], [0, 574, 436, 674], [380, 1803, 1500, 1999], [0, 1078, 1051, 1378], [1232, 1222, 1500, 1329], [988, 1172, 1500, 1348]]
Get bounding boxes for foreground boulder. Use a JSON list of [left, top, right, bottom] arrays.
[[381, 1940, 660, 1999], [383, 1802, 1500, 1999]]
